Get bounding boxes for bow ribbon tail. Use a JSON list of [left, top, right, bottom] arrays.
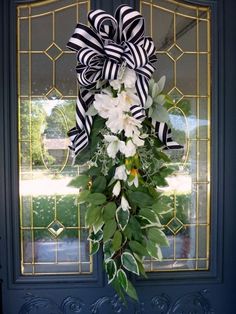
[[67, 90, 94, 156], [155, 121, 184, 150]]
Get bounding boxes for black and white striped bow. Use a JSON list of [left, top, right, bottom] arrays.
[[155, 121, 183, 150], [67, 5, 182, 156]]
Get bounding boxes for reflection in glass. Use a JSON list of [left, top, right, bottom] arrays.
[[141, 0, 211, 271], [18, 0, 91, 275]]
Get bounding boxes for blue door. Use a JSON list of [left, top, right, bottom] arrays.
[[0, 0, 235, 313]]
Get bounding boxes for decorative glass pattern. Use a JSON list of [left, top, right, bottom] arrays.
[[140, 0, 211, 271], [17, 0, 92, 275]]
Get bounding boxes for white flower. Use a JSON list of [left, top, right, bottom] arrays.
[[128, 169, 139, 188], [122, 68, 137, 89], [128, 175, 139, 188], [114, 165, 127, 181], [123, 140, 136, 157], [123, 115, 142, 138], [104, 135, 126, 159], [93, 93, 117, 119], [117, 90, 140, 112], [112, 181, 121, 197], [110, 68, 137, 91], [110, 79, 121, 90], [132, 134, 145, 147], [105, 109, 124, 134], [121, 195, 130, 211]]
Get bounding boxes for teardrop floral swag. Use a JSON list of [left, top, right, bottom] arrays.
[[67, 5, 183, 302]]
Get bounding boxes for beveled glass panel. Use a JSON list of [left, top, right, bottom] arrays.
[[141, 0, 211, 272], [17, 0, 91, 275]]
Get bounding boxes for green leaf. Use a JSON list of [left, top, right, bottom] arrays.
[[110, 277, 126, 305], [91, 176, 107, 193], [146, 240, 163, 260], [123, 217, 142, 242], [86, 206, 102, 226], [93, 216, 104, 234], [87, 166, 101, 177], [123, 225, 132, 240], [128, 241, 148, 256], [92, 115, 106, 135], [103, 240, 115, 261], [103, 202, 117, 221], [68, 175, 89, 189], [152, 197, 173, 215], [127, 191, 153, 207], [88, 229, 103, 242], [154, 150, 171, 162], [126, 280, 138, 301], [121, 252, 139, 275], [112, 230, 122, 251], [87, 193, 106, 205], [150, 103, 169, 123], [159, 166, 175, 178], [90, 241, 100, 255], [147, 228, 169, 247], [105, 259, 117, 284], [117, 269, 128, 291], [74, 147, 91, 165], [116, 207, 130, 231], [139, 208, 160, 224], [103, 219, 117, 242], [146, 240, 157, 258], [135, 259, 148, 278], [77, 190, 90, 204], [152, 175, 168, 187], [156, 76, 166, 94]]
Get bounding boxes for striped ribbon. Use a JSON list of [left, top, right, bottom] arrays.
[[67, 5, 183, 156], [155, 121, 183, 150]]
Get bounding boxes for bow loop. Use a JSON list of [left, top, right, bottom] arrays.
[[114, 5, 145, 44], [104, 43, 124, 63], [67, 23, 104, 54], [123, 42, 148, 69], [88, 9, 118, 41], [77, 47, 101, 66]]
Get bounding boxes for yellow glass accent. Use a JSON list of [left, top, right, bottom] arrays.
[[45, 43, 63, 61], [140, 0, 211, 272], [47, 220, 65, 237], [17, 0, 92, 275]]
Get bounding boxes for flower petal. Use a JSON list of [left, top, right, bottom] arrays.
[[112, 181, 121, 197]]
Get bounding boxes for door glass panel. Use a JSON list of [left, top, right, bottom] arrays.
[[140, 0, 211, 271], [17, 0, 92, 275]]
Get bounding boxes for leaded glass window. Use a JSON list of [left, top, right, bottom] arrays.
[[141, 0, 211, 271], [18, 0, 92, 275]]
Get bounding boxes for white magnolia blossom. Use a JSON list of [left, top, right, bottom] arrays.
[[93, 84, 142, 137], [110, 68, 137, 91], [132, 134, 145, 147], [121, 195, 130, 211], [122, 68, 137, 89], [112, 180, 121, 197], [93, 93, 117, 119], [103, 135, 126, 159], [117, 90, 140, 112], [109, 79, 121, 90], [114, 165, 127, 181], [123, 115, 142, 138], [105, 109, 124, 134], [123, 140, 136, 157]]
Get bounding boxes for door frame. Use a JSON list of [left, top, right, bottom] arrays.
[[0, 0, 235, 312]]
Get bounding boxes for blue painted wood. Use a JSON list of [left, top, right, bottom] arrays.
[[0, 0, 236, 313]]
